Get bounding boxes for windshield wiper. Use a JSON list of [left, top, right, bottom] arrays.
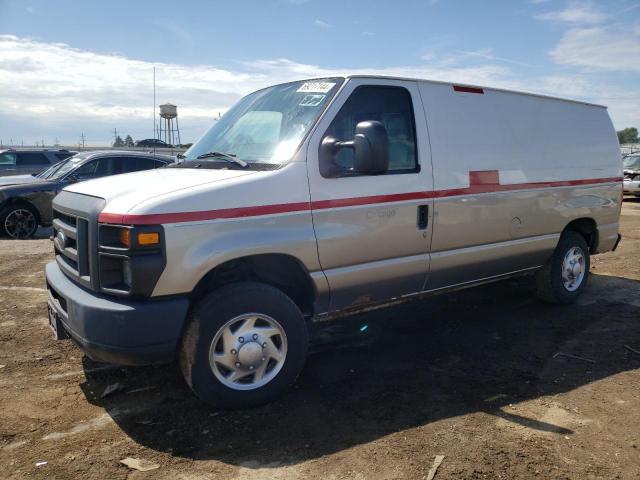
[[195, 151, 248, 168]]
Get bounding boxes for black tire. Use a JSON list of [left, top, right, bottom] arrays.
[[0, 203, 39, 239], [179, 282, 308, 409], [535, 231, 590, 304]]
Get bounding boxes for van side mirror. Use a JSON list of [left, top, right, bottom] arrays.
[[320, 120, 389, 177], [65, 174, 79, 184]]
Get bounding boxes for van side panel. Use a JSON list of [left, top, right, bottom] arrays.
[[418, 82, 621, 289]]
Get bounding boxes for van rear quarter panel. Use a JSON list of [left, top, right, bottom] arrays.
[[418, 82, 621, 288]]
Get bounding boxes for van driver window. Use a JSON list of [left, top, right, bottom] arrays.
[[325, 86, 418, 174]]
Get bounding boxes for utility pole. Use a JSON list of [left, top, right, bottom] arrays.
[[80, 133, 86, 149], [153, 66, 156, 140], [113, 128, 118, 146]]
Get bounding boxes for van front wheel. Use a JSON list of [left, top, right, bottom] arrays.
[[535, 231, 590, 304], [179, 282, 308, 408]]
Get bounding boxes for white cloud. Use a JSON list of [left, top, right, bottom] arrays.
[[314, 19, 332, 28], [537, 3, 640, 128], [0, 35, 523, 144], [539, 74, 594, 97], [550, 27, 640, 71], [535, 0, 607, 24], [538, 74, 640, 128], [0, 34, 637, 145], [0, 35, 272, 145], [457, 48, 537, 68], [242, 57, 521, 92]]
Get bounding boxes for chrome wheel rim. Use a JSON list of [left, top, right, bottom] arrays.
[[209, 313, 288, 391], [561, 246, 585, 292], [4, 209, 36, 239]]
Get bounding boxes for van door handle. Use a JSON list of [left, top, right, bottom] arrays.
[[417, 205, 429, 230]]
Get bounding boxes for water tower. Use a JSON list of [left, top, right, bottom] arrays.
[[158, 102, 181, 146]]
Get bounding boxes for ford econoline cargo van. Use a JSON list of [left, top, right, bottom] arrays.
[[45, 76, 622, 407]]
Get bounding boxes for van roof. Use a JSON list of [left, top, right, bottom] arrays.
[[304, 75, 607, 109]]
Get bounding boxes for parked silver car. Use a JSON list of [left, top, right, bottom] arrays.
[[623, 154, 640, 197]]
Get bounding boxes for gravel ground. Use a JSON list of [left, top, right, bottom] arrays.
[[1, 199, 639, 479]]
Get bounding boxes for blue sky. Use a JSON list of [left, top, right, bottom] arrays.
[[1, 0, 639, 145]]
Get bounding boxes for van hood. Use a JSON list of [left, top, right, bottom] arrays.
[[64, 168, 257, 210]]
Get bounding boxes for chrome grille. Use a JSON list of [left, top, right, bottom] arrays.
[[51, 191, 106, 292], [53, 209, 91, 284]]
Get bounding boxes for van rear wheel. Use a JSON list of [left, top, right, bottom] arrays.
[[179, 282, 308, 408], [535, 231, 590, 304]]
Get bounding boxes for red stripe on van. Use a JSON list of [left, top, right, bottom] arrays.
[[98, 201, 311, 225], [310, 191, 432, 209], [453, 85, 485, 94], [97, 176, 622, 225]]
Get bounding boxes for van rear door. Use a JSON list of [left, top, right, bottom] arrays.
[[306, 78, 434, 312]]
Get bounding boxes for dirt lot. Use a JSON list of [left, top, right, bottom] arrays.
[[1, 200, 639, 479]]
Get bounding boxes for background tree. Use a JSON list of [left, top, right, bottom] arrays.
[[124, 135, 134, 147], [113, 135, 124, 147], [617, 127, 639, 144]]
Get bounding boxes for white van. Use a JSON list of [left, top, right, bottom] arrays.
[[46, 76, 623, 408]]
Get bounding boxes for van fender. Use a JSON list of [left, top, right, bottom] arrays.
[[151, 214, 329, 311]]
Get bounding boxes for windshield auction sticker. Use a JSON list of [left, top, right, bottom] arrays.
[[297, 82, 336, 93]]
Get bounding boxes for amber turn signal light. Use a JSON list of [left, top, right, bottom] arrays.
[[119, 228, 131, 247], [137, 232, 160, 246]]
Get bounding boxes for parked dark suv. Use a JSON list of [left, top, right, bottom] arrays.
[[0, 151, 174, 238], [135, 139, 172, 148], [0, 149, 76, 177]]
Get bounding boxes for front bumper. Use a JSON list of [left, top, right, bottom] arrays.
[[623, 179, 640, 195], [45, 261, 190, 365]]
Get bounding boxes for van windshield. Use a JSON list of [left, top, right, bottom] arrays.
[[182, 78, 343, 167]]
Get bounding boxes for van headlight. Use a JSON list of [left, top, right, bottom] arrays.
[[97, 225, 166, 298]]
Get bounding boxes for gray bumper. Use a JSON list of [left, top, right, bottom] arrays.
[[45, 261, 189, 365]]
